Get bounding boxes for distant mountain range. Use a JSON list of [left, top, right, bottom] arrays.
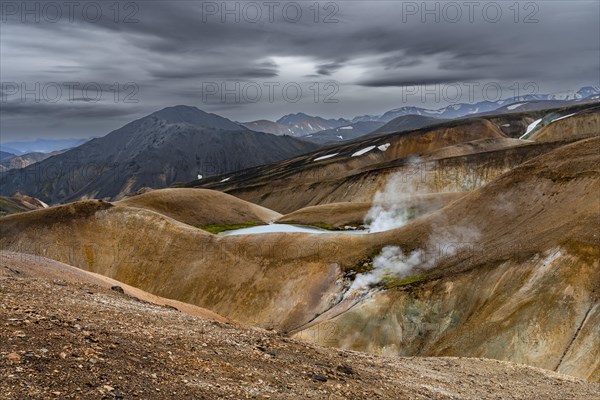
[[0, 106, 319, 203], [0, 138, 92, 155], [1, 86, 597, 203], [240, 85, 599, 141], [239, 120, 295, 136], [352, 86, 600, 123], [0, 151, 15, 160], [242, 113, 350, 137], [0, 151, 62, 173], [299, 121, 385, 145]]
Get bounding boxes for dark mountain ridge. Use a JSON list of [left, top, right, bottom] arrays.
[[0, 106, 319, 203]]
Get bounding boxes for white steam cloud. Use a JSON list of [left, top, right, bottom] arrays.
[[348, 225, 480, 295], [351, 170, 481, 296], [347, 246, 424, 293], [365, 160, 424, 233]]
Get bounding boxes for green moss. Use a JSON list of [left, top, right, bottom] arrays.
[[381, 273, 428, 289], [0, 197, 29, 216], [353, 262, 373, 274], [198, 221, 262, 234], [306, 222, 337, 231], [348, 255, 375, 274], [406, 207, 417, 220]]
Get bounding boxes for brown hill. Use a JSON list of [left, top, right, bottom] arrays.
[[186, 118, 507, 212], [292, 136, 600, 381], [0, 194, 47, 216], [0, 251, 229, 322], [116, 188, 281, 228], [530, 108, 600, 142], [0, 201, 344, 332], [221, 140, 564, 214], [1, 137, 599, 380], [420, 137, 527, 160], [186, 104, 599, 214], [3, 253, 598, 399], [277, 193, 465, 229], [189, 120, 574, 214]]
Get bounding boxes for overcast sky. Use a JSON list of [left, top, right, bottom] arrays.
[[1, 0, 599, 140]]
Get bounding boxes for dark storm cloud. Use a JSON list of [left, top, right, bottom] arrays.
[[1, 0, 598, 139], [150, 66, 279, 80], [380, 53, 423, 69], [316, 61, 345, 76], [0, 101, 141, 119], [359, 74, 483, 88]]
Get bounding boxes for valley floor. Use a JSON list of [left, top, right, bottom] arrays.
[[1, 255, 599, 399]]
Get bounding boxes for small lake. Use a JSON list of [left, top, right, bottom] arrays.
[[220, 224, 369, 236]]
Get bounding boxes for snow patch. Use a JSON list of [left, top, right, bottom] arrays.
[[551, 112, 577, 123], [519, 118, 542, 139], [507, 102, 526, 110], [336, 135, 343, 140], [352, 145, 376, 157], [424, 109, 445, 115], [339, 126, 353, 130], [220, 177, 231, 183], [314, 153, 339, 161], [197, 174, 203, 180], [377, 143, 391, 152]]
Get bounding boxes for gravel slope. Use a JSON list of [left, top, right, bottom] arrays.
[[1, 253, 599, 399]]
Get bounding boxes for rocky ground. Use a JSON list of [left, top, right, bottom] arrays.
[[1, 256, 599, 399]]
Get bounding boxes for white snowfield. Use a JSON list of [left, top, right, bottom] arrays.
[[220, 177, 231, 183], [352, 145, 377, 157], [377, 143, 391, 151], [314, 153, 339, 161], [337, 135, 343, 139], [221, 224, 368, 236], [339, 126, 353, 130], [507, 102, 526, 110], [552, 112, 577, 122], [518, 112, 578, 140], [520, 118, 542, 139]]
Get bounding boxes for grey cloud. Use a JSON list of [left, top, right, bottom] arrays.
[[0, 0, 598, 139], [358, 73, 484, 88], [150, 67, 279, 80], [0, 101, 141, 119], [316, 61, 345, 76]]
